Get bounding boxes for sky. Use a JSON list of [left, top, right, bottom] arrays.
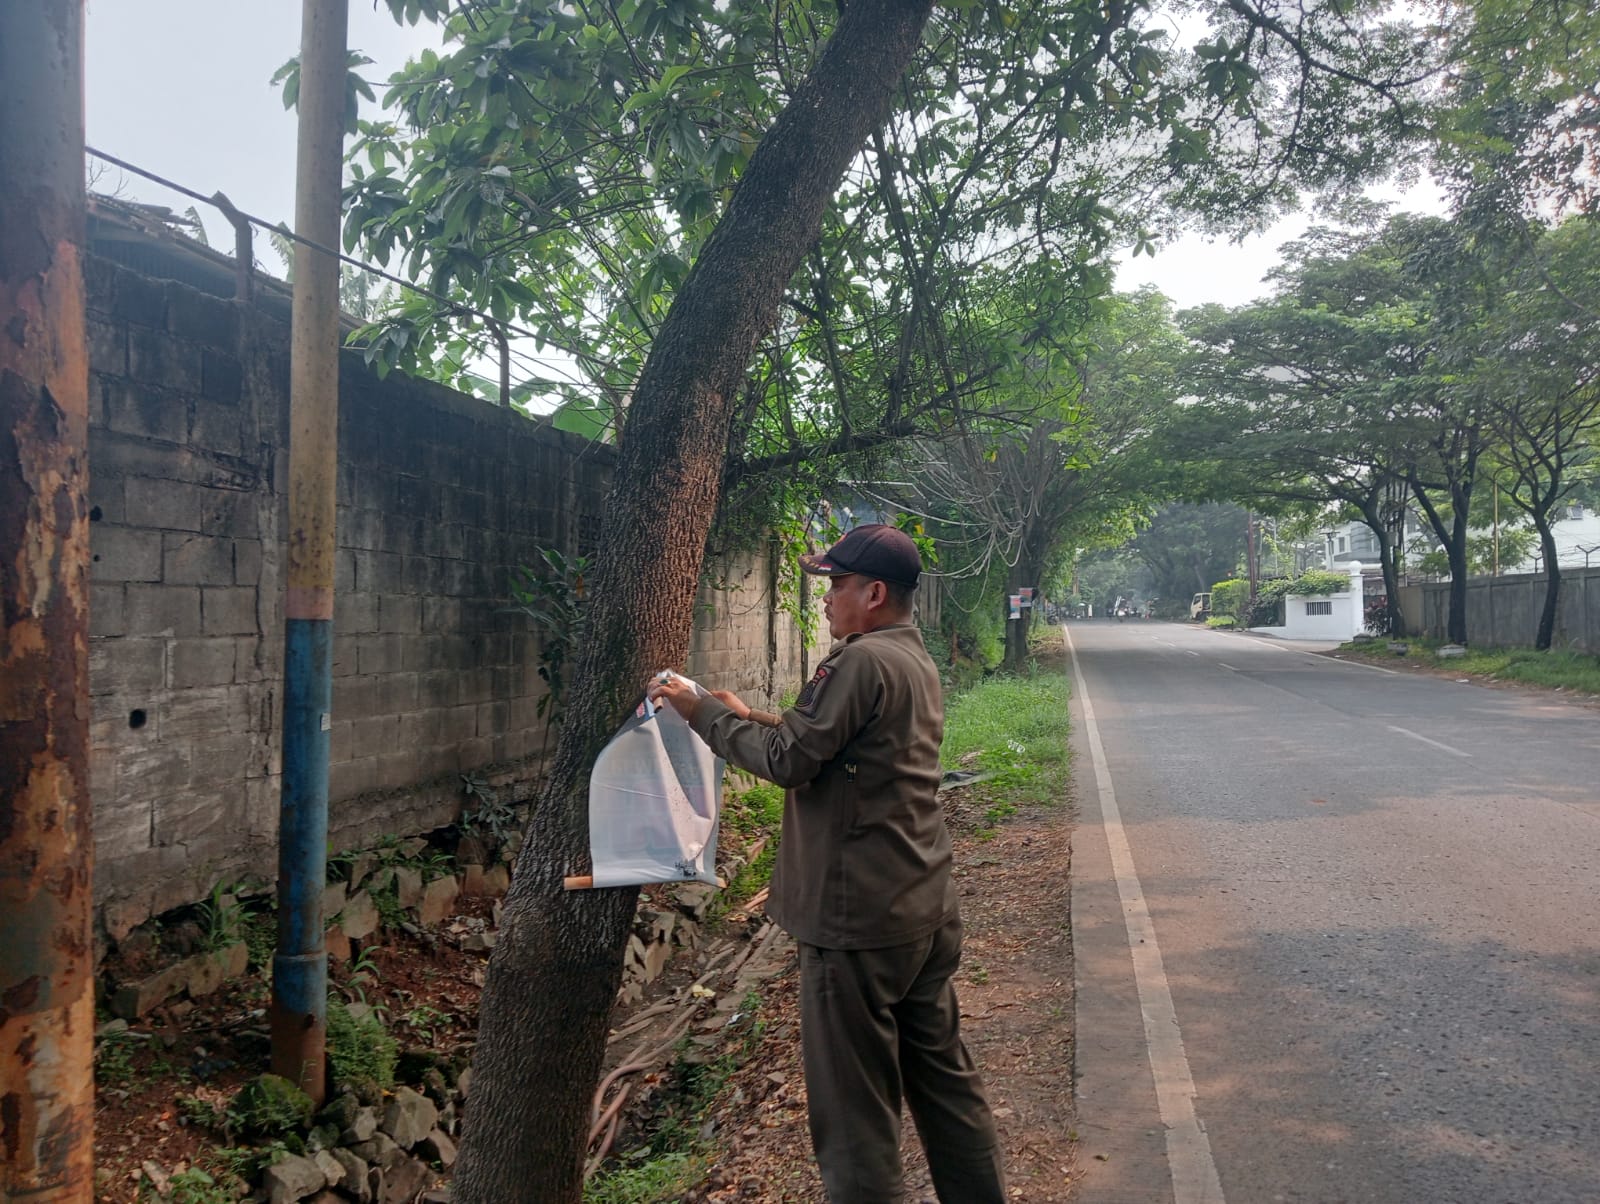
[[1115, 171, 1448, 310], [86, 1, 440, 270], [84, 2, 1441, 314]]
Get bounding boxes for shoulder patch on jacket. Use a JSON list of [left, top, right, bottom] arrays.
[[795, 664, 832, 715]]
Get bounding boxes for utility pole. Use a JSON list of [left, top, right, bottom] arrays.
[[271, 0, 347, 1104], [0, 2, 95, 1200], [1492, 481, 1500, 576], [1245, 511, 1258, 617]]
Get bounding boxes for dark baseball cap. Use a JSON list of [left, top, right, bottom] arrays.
[[799, 524, 922, 587]]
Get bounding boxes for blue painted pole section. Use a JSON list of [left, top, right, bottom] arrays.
[[272, 616, 330, 1090], [271, 0, 344, 1103]]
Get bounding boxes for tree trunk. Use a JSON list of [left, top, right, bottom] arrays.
[[452, 4, 934, 1200], [1358, 501, 1406, 638], [1411, 478, 1472, 645], [1005, 525, 1052, 670], [1445, 504, 1470, 645], [1004, 574, 1031, 670], [0, 3, 96, 1199], [1533, 508, 1561, 651]]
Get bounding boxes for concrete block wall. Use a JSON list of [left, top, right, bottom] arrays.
[[1419, 567, 1600, 651], [84, 255, 808, 942]]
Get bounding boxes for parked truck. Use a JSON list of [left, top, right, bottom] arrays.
[[1190, 591, 1211, 621]]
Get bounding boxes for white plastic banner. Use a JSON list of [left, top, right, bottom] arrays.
[[586, 673, 724, 888]]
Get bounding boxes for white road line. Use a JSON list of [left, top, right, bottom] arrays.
[[1186, 650, 1200, 657], [1065, 624, 1227, 1204], [1386, 723, 1472, 758], [1218, 663, 1238, 672]]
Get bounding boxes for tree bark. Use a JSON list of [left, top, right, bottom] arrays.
[[451, 4, 934, 1200], [0, 3, 96, 1200]]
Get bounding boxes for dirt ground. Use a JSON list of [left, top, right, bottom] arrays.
[[94, 902, 497, 1200], [684, 795, 1080, 1203], [96, 656, 1082, 1202]]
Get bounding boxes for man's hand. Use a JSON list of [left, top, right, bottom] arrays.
[[646, 671, 701, 719], [646, 674, 763, 725]]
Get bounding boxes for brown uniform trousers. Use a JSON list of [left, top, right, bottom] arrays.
[[801, 916, 1005, 1203], [690, 625, 1006, 1203]]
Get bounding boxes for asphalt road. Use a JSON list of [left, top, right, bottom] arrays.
[[1066, 619, 1600, 1204]]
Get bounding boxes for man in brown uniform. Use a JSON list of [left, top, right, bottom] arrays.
[[649, 524, 1006, 1203]]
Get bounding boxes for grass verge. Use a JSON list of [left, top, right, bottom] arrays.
[[941, 664, 1071, 830], [1338, 640, 1600, 695]]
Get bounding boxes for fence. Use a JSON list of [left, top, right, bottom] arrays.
[[1414, 568, 1600, 651]]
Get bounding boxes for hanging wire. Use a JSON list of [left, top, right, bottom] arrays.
[[85, 145, 612, 381]]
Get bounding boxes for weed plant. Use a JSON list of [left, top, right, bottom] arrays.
[[721, 781, 784, 841], [458, 773, 520, 851], [585, 1151, 703, 1204], [209, 1143, 290, 1181], [241, 909, 276, 971], [177, 1093, 226, 1132], [403, 1005, 451, 1044], [95, 1028, 140, 1087], [196, 883, 246, 951], [718, 844, 776, 913], [370, 884, 406, 931], [138, 1167, 236, 1204], [587, 1007, 764, 1201], [229, 1075, 313, 1138], [326, 998, 398, 1093], [1496, 649, 1600, 692]]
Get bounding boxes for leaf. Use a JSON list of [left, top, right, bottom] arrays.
[[549, 397, 615, 441]]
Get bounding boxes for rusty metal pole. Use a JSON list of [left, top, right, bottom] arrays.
[[0, 2, 95, 1201], [270, 0, 346, 1105]]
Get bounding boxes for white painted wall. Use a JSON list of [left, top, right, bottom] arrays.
[[1252, 562, 1368, 640]]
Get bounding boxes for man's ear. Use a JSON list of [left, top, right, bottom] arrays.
[[864, 579, 889, 611]]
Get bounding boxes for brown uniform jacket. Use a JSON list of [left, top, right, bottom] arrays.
[[687, 624, 958, 950]]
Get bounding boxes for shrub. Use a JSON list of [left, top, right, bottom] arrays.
[[1290, 569, 1350, 596], [1363, 596, 1394, 635], [1209, 579, 1250, 624], [1245, 593, 1283, 627]]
